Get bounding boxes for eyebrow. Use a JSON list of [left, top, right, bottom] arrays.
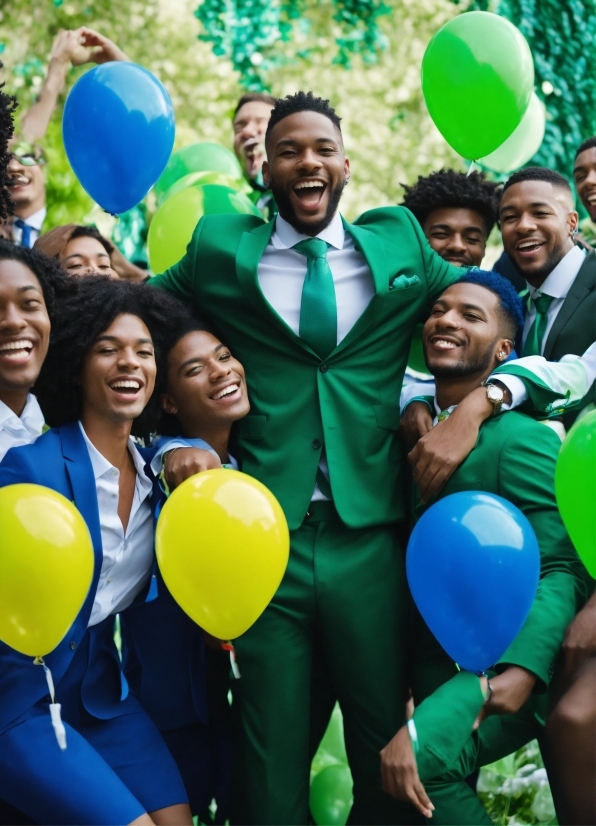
[[276, 137, 338, 147], [500, 200, 553, 212], [178, 344, 226, 373], [64, 252, 110, 262], [95, 334, 153, 345], [428, 222, 484, 233], [433, 299, 487, 314], [16, 285, 42, 294]]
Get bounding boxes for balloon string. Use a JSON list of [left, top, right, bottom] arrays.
[[221, 642, 241, 679], [34, 657, 67, 750], [467, 161, 477, 177]]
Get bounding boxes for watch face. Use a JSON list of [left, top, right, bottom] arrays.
[[487, 384, 504, 403]]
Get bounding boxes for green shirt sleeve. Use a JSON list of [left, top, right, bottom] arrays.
[[495, 421, 590, 689]]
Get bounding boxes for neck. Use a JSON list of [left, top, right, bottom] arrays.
[[0, 387, 30, 417], [181, 422, 231, 463], [435, 367, 494, 412], [15, 199, 44, 221], [80, 410, 133, 469]]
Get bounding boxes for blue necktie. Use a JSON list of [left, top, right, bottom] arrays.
[[14, 219, 33, 248]]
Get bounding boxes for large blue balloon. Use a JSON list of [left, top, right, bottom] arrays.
[[407, 492, 540, 673], [63, 63, 175, 215]]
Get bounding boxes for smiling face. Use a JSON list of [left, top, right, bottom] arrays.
[[499, 180, 578, 287], [263, 110, 350, 236], [233, 100, 274, 181], [423, 207, 487, 267], [6, 155, 45, 217], [61, 235, 116, 279], [0, 259, 50, 401], [423, 282, 513, 380], [573, 146, 596, 222], [80, 313, 156, 426], [161, 330, 249, 437]]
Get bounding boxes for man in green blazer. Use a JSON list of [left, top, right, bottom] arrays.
[[150, 92, 576, 824], [380, 271, 590, 824]]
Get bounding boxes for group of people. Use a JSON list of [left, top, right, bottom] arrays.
[[0, 33, 594, 826]]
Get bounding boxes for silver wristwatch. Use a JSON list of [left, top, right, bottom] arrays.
[[483, 381, 505, 416]]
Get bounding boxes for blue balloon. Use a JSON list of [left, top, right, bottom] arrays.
[[63, 63, 175, 215], [407, 492, 540, 673]]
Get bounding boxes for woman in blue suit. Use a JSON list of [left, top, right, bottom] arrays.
[[0, 277, 192, 826]]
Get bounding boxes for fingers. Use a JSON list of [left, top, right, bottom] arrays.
[[418, 462, 457, 504], [411, 774, 435, 819]]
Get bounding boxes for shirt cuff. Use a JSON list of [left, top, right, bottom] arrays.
[[400, 381, 436, 414], [488, 373, 528, 410]]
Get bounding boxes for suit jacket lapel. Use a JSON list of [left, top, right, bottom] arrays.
[[543, 252, 596, 359], [60, 421, 103, 596], [235, 220, 316, 354]]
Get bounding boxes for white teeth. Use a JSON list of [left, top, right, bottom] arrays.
[[295, 181, 324, 189], [0, 340, 32, 352], [213, 384, 239, 400], [518, 242, 540, 250], [111, 380, 140, 389], [434, 339, 458, 349]]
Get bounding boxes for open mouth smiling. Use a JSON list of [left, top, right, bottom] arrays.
[[293, 179, 326, 210], [0, 339, 34, 362], [109, 378, 143, 397], [210, 382, 241, 402], [428, 335, 463, 352]]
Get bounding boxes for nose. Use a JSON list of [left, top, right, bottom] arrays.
[[298, 147, 322, 172], [209, 357, 231, 381], [0, 303, 27, 332], [436, 308, 461, 329], [7, 156, 23, 174], [445, 233, 466, 253], [240, 120, 257, 140], [117, 347, 141, 371], [516, 211, 538, 233]]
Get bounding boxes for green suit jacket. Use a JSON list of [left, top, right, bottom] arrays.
[[152, 207, 463, 530], [413, 412, 590, 690]]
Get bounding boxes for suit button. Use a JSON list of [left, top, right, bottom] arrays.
[[70, 642, 77, 650], [320, 364, 328, 373], [312, 439, 322, 450], [306, 509, 313, 518]]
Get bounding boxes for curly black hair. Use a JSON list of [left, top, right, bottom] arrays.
[[0, 80, 17, 220], [34, 277, 191, 439], [575, 136, 596, 159], [401, 169, 500, 236], [0, 239, 76, 322], [502, 166, 572, 196], [266, 91, 341, 139]]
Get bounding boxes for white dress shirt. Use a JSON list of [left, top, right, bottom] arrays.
[[257, 212, 375, 344], [258, 212, 375, 500], [0, 394, 44, 462], [12, 207, 46, 247], [79, 423, 154, 627], [523, 245, 587, 354]]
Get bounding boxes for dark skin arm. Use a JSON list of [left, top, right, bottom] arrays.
[[405, 383, 511, 503], [560, 592, 596, 675], [163, 447, 221, 491]]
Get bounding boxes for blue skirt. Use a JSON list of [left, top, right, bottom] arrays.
[[0, 619, 188, 826]]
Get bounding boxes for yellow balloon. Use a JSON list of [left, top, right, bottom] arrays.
[[0, 484, 94, 657], [156, 469, 289, 639]]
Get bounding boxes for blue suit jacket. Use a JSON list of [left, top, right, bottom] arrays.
[[0, 422, 161, 733]]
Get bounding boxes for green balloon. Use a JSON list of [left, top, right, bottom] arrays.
[[148, 183, 261, 273], [555, 409, 596, 578], [158, 170, 248, 205], [422, 12, 534, 159], [310, 764, 353, 826], [154, 142, 244, 199], [480, 92, 546, 173], [318, 704, 347, 764]]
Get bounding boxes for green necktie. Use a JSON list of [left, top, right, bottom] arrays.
[[293, 238, 337, 359], [523, 293, 554, 357]]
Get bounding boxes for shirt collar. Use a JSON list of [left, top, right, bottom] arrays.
[[271, 211, 345, 251], [78, 421, 152, 492], [527, 245, 586, 300], [20, 207, 46, 232], [0, 393, 44, 436]]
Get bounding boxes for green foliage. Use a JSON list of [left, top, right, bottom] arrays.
[[478, 740, 557, 825]]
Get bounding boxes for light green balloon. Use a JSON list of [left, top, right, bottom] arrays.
[[154, 142, 243, 198], [310, 764, 353, 826], [479, 92, 546, 173], [158, 170, 249, 205], [422, 12, 534, 159], [148, 183, 260, 273], [555, 409, 596, 578]]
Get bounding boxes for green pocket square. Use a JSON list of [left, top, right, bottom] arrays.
[[389, 274, 421, 291]]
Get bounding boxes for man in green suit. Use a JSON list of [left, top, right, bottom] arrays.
[[150, 92, 576, 824], [380, 271, 590, 824]]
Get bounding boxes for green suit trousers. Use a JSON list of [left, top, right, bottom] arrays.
[[231, 502, 420, 825]]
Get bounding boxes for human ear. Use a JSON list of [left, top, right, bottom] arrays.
[[160, 393, 177, 415], [262, 159, 270, 188], [496, 338, 514, 361]]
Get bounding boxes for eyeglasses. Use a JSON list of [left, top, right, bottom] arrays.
[[9, 141, 47, 167]]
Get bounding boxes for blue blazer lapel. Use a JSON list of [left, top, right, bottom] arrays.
[[59, 422, 103, 598]]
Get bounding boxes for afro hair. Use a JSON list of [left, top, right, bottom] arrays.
[[401, 169, 500, 236], [0, 77, 17, 220]]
